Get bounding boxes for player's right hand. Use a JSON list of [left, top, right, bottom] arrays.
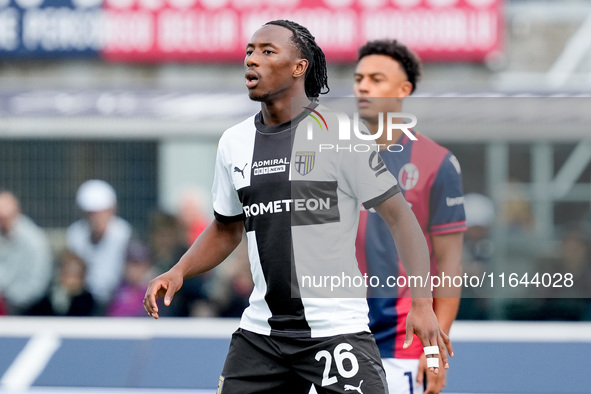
[[404, 299, 453, 374], [143, 270, 183, 319], [418, 352, 446, 393]]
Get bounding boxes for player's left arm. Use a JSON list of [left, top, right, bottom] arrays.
[[418, 232, 463, 393], [432, 232, 463, 332], [375, 194, 453, 374], [419, 152, 466, 392]]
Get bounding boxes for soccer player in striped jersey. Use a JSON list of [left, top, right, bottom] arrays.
[[354, 40, 466, 394], [144, 22, 452, 394]]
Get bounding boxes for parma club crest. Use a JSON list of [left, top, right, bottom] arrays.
[[295, 151, 315, 176], [216, 376, 224, 394]]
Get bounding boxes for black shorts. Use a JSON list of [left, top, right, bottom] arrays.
[[218, 328, 388, 394]]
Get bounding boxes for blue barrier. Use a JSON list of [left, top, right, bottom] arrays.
[[1, 318, 590, 393]]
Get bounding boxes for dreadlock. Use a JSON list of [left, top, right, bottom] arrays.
[[358, 39, 422, 94], [265, 20, 330, 99]]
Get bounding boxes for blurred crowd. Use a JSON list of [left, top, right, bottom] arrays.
[[0, 180, 252, 318], [457, 192, 591, 321], [1, 181, 590, 320]]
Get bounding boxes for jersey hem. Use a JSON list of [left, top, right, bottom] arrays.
[[362, 184, 401, 210], [214, 210, 245, 224], [430, 220, 467, 235], [431, 226, 468, 235], [238, 321, 370, 339]]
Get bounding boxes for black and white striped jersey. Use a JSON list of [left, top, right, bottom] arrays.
[[212, 105, 400, 338]]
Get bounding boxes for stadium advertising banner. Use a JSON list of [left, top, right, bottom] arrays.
[[0, 0, 102, 56], [0, 0, 502, 61]]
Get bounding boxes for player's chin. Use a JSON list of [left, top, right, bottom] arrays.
[[247, 88, 270, 102], [358, 108, 378, 121], [248, 92, 265, 102]]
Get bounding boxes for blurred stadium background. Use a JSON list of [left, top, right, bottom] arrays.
[[1, 0, 591, 392]]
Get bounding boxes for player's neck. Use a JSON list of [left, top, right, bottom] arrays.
[[260, 87, 309, 126]]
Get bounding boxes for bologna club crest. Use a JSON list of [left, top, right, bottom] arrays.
[[398, 163, 419, 190]]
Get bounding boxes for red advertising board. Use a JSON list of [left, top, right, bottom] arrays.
[[101, 0, 503, 62]]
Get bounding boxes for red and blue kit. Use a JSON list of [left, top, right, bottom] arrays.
[[356, 131, 467, 359]]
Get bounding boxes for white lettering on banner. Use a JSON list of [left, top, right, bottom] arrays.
[[158, 10, 237, 52], [363, 9, 497, 50], [358, 0, 387, 8], [14, 0, 43, 9], [294, 9, 355, 49], [471, 11, 495, 47], [167, 0, 198, 9], [138, 0, 165, 10], [103, 11, 154, 52], [466, 0, 496, 8], [105, 0, 135, 9], [272, 0, 301, 6], [427, 0, 459, 7], [323, 0, 354, 8], [231, 0, 299, 9], [72, 0, 102, 8], [241, 9, 355, 49], [200, 0, 229, 9], [391, 0, 421, 8], [22, 8, 100, 51], [0, 9, 18, 50]]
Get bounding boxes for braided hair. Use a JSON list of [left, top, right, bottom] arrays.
[[265, 20, 330, 99], [358, 39, 422, 94]]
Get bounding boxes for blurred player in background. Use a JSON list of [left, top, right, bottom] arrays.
[[144, 20, 452, 394], [353, 40, 466, 394]]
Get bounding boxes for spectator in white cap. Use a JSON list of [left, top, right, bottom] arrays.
[[66, 180, 133, 311]]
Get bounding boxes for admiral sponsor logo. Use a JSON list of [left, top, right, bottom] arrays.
[[243, 198, 331, 217], [446, 196, 465, 207], [252, 157, 289, 176]]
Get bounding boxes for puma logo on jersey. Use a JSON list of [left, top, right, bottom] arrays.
[[344, 380, 363, 394], [234, 163, 247, 178]]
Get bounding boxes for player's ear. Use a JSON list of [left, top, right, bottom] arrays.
[[293, 59, 308, 79], [399, 81, 413, 98]]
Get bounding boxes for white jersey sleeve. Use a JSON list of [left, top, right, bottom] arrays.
[[211, 136, 244, 223], [339, 141, 400, 209]]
